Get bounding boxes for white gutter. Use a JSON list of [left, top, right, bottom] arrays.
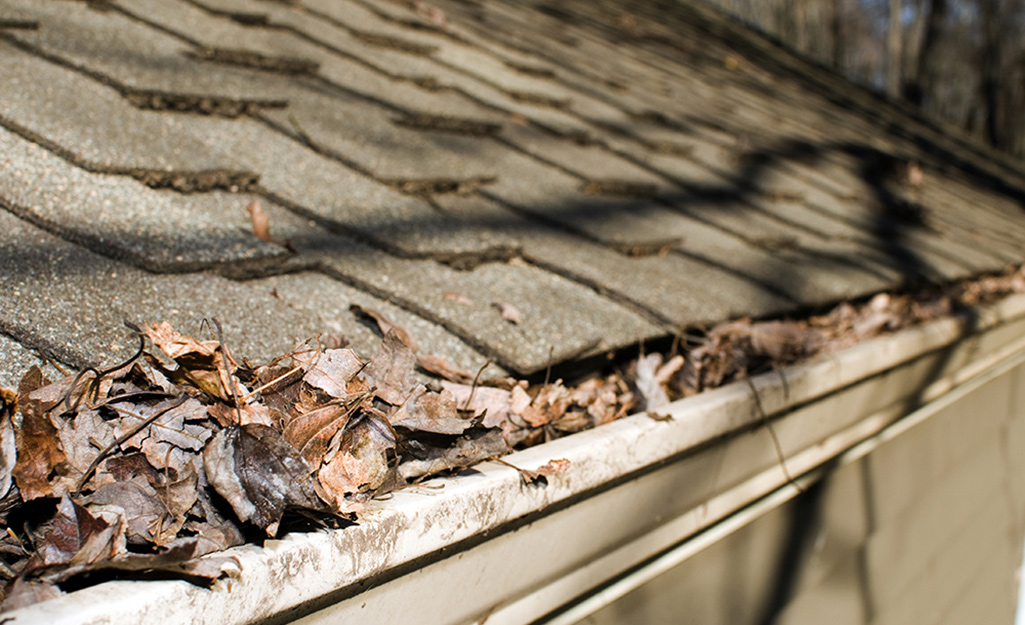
[[8, 293, 1025, 625]]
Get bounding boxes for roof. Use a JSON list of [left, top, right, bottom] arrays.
[[2, 0, 1025, 382]]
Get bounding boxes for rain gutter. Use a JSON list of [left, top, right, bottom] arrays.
[[8, 293, 1025, 625]]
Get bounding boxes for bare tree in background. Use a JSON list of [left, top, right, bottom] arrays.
[[702, 0, 1025, 159], [886, 0, 903, 98]]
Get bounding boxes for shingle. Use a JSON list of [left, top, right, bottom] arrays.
[[306, 236, 661, 374], [0, 41, 502, 258], [0, 210, 324, 368], [251, 272, 502, 375], [2, 0, 289, 102], [0, 334, 65, 389], [0, 125, 294, 273]]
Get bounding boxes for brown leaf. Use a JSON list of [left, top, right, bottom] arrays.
[[340, 419, 394, 493], [443, 292, 474, 306], [144, 322, 239, 402], [203, 424, 326, 535], [390, 386, 476, 435], [112, 397, 210, 474], [491, 301, 522, 324], [246, 200, 274, 243], [303, 349, 364, 400], [12, 391, 67, 501], [416, 354, 474, 384], [398, 428, 508, 481], [84, 478, 166, 546], [1, 578, 63, 612], [317, 451, 367, 506], [35, 536, 234, 586], [350, 305, 418, 352], [520, 382, 571, 428], [441, 382, 511, 429], [366, 330, 419, 405], [55, 408, 115, 480], [520, 458, 570, 484], [36, 496, 123, 569], [282, 402, 352, 466]]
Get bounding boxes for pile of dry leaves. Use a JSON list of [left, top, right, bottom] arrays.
[[1, 265, 1023, 610]]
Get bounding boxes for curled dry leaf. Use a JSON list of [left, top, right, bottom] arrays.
[[442, 381, 511, 429], [203, 424, 326, 536], [491, 301, 522, 325], [634, 354, 670, 412], [350, 305, 418, 352], [520, 382, 571, 428], [443, 292, 474, 306], [398, 428, 508, 482], [145, 322, 239, 402], [246, 200, 274, 243], [84, 479, 166, 546], [416, 354, 474, 385], [520, 458, 570, 484]]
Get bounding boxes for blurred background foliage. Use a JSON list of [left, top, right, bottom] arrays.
[[702, 0, 1025, 158]]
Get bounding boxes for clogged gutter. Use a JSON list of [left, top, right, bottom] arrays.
[[2, 266, 1025, 611]]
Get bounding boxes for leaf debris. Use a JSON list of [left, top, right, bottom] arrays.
[[2, 266, 1025, 609]]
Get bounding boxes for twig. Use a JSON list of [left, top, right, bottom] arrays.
[[542, 345, 554, 387], [462, 358, 492, 411], [73, 394, 189, 495], [210, 318, 243, 426], [61, 327, 146, 413], [744, 376, 802, 493]]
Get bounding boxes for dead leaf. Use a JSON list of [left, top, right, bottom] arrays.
[[112, 396, 210, 474], [442, 382, 511, 429], [84, 479, 166, 546], [520, 382, 571, 428], [317, 451, 367, 507], [2, 577, 63, 611], [337, 419, 393, 494], [398, 428, 508, 481], [390, 386, 475, 435], [491, 301, 522, 325], [520, 458, 570, 484], [35, 496, 123, 570], [634, 354, 670, 412], [145, 322, 239, 402], [246, 200, 274, 243], [303, 349, 364, 400], [366, 330, 419, 405], [12, 390, 67, 501], [33, 536, 234, 586], [282, 402, 352, 466], [350, 305, 418, 352], [416, 354, 474, 384], [444, 292, 474, 306], [203, 424, 326, 535]]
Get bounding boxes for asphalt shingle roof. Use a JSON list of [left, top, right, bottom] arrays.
[[2, 0, 1025, 377]]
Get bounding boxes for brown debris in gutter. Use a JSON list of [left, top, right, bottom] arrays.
[[2, 266, 1025, 608]]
